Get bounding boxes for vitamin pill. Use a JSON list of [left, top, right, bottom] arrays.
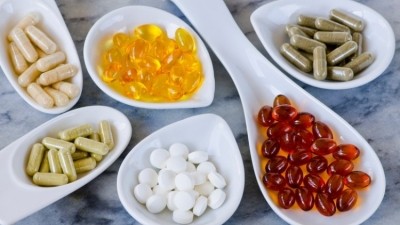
[[191, 171, 206, 185], [39, 150, 50, 172], [290, 34, 326, 53], [174, 191, 195, 210], [58, 149, 77, 182], [44, 87, 70, 107], [344, 171, 371, 188], [91, 153, 103, 162], [186, 162, 196, 172], [266, 122, 293, 139], [313, 31, 352, 45], [153, 185, 170, 196], [58, 124, 94, 141], [208, 188, 226, 209], [295, 187, 314, 211], [52, 81, 80, 99], [258, 105, 274, 127], [134, 183, 153, 204], [351, 32, 363, 59], [312, 121, 333, 139], [285, 165, 303, 188], [139, 168, 158, 187], [297, 15, 317, 29], [343, 52, 374, 74], [26, 143, 45, 176], [306, 155, 328, 174], [48, 148, 62, 174], [37, 64, 78, 86], [10, 27, 38, 63], [278, 187, 295, 209], [73, 157, 97, 174], [261, 139, 280, 159], [146, 194, 167, 213], [32, 172, 68, 186], [263, 173, 286, 191], [315, 192, 336, 216], [71, 151, 89, 160], [25, 25, 57, 54], [175, 173, 195, 191], [296, 25, 318, 37], [150, 148, 170, 169], [195, 181, 215, 197], [273, 94, 291, 106], [42, 136, 76, 153], [173, 210, 194, 224], [158, 169, 177, 191], [287, 150, 312, 166], [330, 9, 364, 32], [326, 41, 358, 65], [175, 28, 196, 52], [169, 143, 189, 160], [287, 27, 308, 38], [36, 51, 66, 72], [325, 174, 344, 199], [208, 171, 227, 189], [280, 43, 312, 72], [271, 104, 298, 122], [333, 144, 360, 160], [327, 159, 354, 176], [303, 173, 325, 192], [74, 137, 109, 155], [167, 156, 187, 173], [292, 112, 315, 128], [315, 18, 350, 32], [99, 120, 114, 149], [327, 67, 354, 81], [9, 42, 28, 74], [193, 195, 208, 216], [18, 63, 41, 87], [265, 156, 289, 173], [188, 151, 208, 164], [197, 161, 216, 175], [27, 83, 54, 108], [336, 188, 358, 211], [313, 46, 327, 80], [310, 138, 337, 155], [8, 12, 41, 40]]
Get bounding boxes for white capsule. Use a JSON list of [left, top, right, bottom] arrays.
[[169, 143, 189, 159], [197, 161, 216, 175], [8, 12, 41, 41], [9, 42, 28, 74], [17, 63, 41, 87], [195, 181, 215, 197], [166, 156, 187, 173], [36, 51, 66, 72], [208, 171, 227, 189], [138, 168, 158, 187], [150, 148, 170, 169], [188, 151, 208, 164], [37, 64, 78, 86], [44, 87, 69, 107], [10, 27, 38, 63], [158, 169, 176, 191], [134, 183, 153, 204], [193, 195, 208, 217], [173, 191, 195, 211], [208, 189, 226, 209], [173, 210, 193, 225], [175, 172, 194, 191], [27, 83, 54, 108], [52, 81, 80, 99], [25, 25, 57, 54], [146, 194, 167, 214]]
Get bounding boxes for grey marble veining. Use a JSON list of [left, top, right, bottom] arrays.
[[0, 0, 399, 224]]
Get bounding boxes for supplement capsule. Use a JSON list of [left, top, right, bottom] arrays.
[[315, 18, 351, 33], [9, 42, 28, 74], [73, 157, 97, 173], [18, 63, 41, 87], [58, 124, 94, 141], [297, 15, 317, 29], [44, 87, 70, 107], [74, 137, 109, 155], [280, 43, 312, 72], [39, 150, 50, 173], [351, 32, 363, 59], [313, 31, 352, 45], [37, 64, 78, 86], [10, 27, 38, 63], [71, 150, 89, 161], [327, 67, 354, 81], [99, 120, 114, 149], [48, 148, 62, 174], [42, 136, 76, 153], [313, 46, 327, 80], [287, 27, 308, 38], [26, 143, 45, 176], [36, 51, 66, 72], [315, 193, 336, 216], [27, 83, 55, 108], [344, 52, 374, 74], [32, 172, 68, 186], [58, 149, 77, 182], [175, 28, 196, 52], [286, 24, 317, 37], [336, 188, 358, 211], [8, 12, 41, 41], [88, 133, 103, 161], [25, 25, 57, 54], [290, 34, 326, 53], [330, 9, 364, 32], [52, 81, 80, 99], [326, 41, 358, 65]]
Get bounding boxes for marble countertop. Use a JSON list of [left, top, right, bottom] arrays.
[[1, 0, 399, 224]]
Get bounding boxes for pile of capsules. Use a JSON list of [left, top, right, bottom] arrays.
[[7, 12, 79, 108], [26, 121, 114, 186], [257, 95, 371, 216], [100, 24, 204, 102], [133, 143, 227, 224], [280, 9, 374, 81]]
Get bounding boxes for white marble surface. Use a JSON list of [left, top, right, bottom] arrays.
[[0, 0, 399, 224]]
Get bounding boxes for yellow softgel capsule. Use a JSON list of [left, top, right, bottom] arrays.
[[134, 24, 164, 42], [113, 32, 130, 47], [175, 28, 196, 52]]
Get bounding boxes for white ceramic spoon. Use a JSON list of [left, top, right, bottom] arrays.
[[171, 0, 385, 224], [117, 114, 244, 225], [251, 0, 395, 89], [0, 106, 132, 225], [0, 0, 82, 114]]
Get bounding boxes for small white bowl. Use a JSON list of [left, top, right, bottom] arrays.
[[0, 0, 83, 114], [251, 0, 395, 89], [117, 114, 244, 225], [84, 6, 215, 109]]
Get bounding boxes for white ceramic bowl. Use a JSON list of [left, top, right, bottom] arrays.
[[84, 6, 215, 109], [251, 0, 395, 89], [117, 114, 244, 225]]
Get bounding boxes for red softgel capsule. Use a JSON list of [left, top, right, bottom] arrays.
[[306, 155, 328, 174], [303, 173, 325, 193], [336, 188, 358, 212], [310, 138, 337, 156], [315, 193, 336, 216], [295, 187, 314, 211], [273, 94, 291, 107], [312, 121, 333, 139], [263, 173, 286, 191], [293, 129, 315, 150], [292, 112, 315, 129], [267, 122, 293, 138], [344, 171, 371, 189], [327, 159, 354, 176], [271, 105, 298, 122], [288, 149, 312, 166], [261, 139, 280, 159], [285, 165, 303, 188], [333, 144, 360, 161], [278, 187, 295, 209], [258, 105, 274, 127], [265, 156, 288, 173], [325, 174, 344, 199]]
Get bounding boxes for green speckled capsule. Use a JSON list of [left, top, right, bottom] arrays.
[[315, 18, 351, 33], [344, 52, 374, 74], [33, 172, 68, 186], [26, 143, 45, 176], [58, 124, 94, 141], [327, 67, 354, 81], [39, 150, 50, 173], [74, 157, 97, 174], [280, 43, 312, 72], [314, 32, 352, 45], [326, 41, 358, 65], [351, 32, 363, 59], [330, 9, 364, 32], [297, 15, 317, 29], [286, 25, 317, 37], [48, 148, 62, 174], [313, 46, 327, 80], [58, 149, 77, 182], [42, 137, 76, 153], [99, 120, 114, 149], [71, 150, 89, 161], [290, 34, 326, 53], [74, 137, 109, 155], [287, 27, 308, 38]]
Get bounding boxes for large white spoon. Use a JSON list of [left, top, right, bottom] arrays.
[[0, 0, 82, 114], [171, 0, 385, 224], [0, 106, 132, 225]]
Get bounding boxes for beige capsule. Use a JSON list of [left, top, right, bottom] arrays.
[[36, 51, 66, 72], [315, 18, 351, 33], [25, 25, 57, 54], [18, 63, 41, 87], [280, 43, 312, 72], [74, 157, 97, 174], [58, 124, 94, 141], [74, 137, 109, 155], [287, 27, 308, 38], [26, 143, 45, 176], [314, 32, 352, 45], [48, 148, 62, 174], [88, 133, 103, 162], [32, 172, 68, 186], [9, 42, 28, 74], [297, 15, 317, 29], [37, 64, 77, 86], [313, 46, 327, 80], [9, 27, 38, 63], [330, 9, 364, 32], [326, 41, 358, 65], [327, 67, 354, 81], [52, 81, 80, 99], [344, 52, 374, 74], [99, 120, 114, 149], [27, 83, 55, 108], [58, 149, 77, 182], [290, 34, 326, 53], [7, 12, 41, 41], [44, 87, 70, 107], [42, 137, 76, 153], [71, 151, 89, 161], [351, 32, 363, 59], [39, 150, 50, 173]]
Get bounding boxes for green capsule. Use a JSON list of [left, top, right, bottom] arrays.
[[33, 172, 68, 186], [315, 18, 351, 32], [327, 67, 354, 81], [326, 41, 358, 65], [99, 120, 114, 149], [91, 153, 103, 162], [71, 150, 89, 160], [74, 157, 97, 174], [26, 143, 45, 176], [74, 137, 109, 155], [290, 34, 326, 53], [39, 150, 50, 173], [58, 149, 77, 182], [48, 148, 62, 174], [314, 32, 352, 45], [42, 137, 76, 153], [313, 46, 327, 80], [330, 9, 364, 32], [287, 27, 308, 38], [286, 25, 317, 37], [280, 43, 312, 72], [344, 52, 374, 74], [301, 51, 314, 61], [351, 32, 363, 59], [58, 124, 94, 141], [89, 132, 101, 142], [297, 15, 317, 29]]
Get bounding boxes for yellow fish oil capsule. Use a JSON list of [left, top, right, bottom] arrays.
[[37, 64, 78, 86], [8, 12, 41, 41], [351, 32, 363, 59], [42, 137, 76, 153], [32, 172, 68, 186], [313, 46, 327, 80], [25, 25, 57, 54], [58, 124, 94, 141], [175, 28, 196, 52], [27, 83, 55, 108], [74, 137, 109, 155], [99, 120, 114, 149], [17, 62, 41, 87], [326, 41, 358, 65], [313, 32, 352, 45], [280, 43, 312, 72], [297, 15, 317, 29], [52, 81, 80, 99], [315, 18, 351, 33], [290, 34, 326, 53], [330, 9, 364, 32], [48, 148, 62, 174], [344, 52, 374, 74], [26, 143, 45, 176], [287, 27, 308, 38], [71, 151, 89, 161], [44, 87, 70, 107], [58, 149, 77, 182], [10, 27, 38, 63], [327, 67, 354, 81], [9, 42, 28, 74], [39, 150, 50, 173], [36, 51, 66, 72], [73, 157, 97, 174]]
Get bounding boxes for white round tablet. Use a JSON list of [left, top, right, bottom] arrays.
[[158, 169, 177, 191], [167, 191, 178, 211], [186, 162, 196, 172], [133, 183, 153, 204], [138, 168, 158, 187], [173, 210, 193, 224], [208, 189, 226, 209], [166, 156, 187, 173], [146, 194, 167, 214], [195, 181, 215, 197], [191, 171, 207, 185], [193, 195, 208, 217], [169, 143, 189, 159], [152, 185, 170, 196], [150, 148, 170, 169], [173, 191, 195, 211], [175, 173, 194, 191], [188, 151, 208, 164], [208, 171, 227, 189], [197, 161, 216, 175]]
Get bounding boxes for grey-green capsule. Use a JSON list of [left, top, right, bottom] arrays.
[[99, 120, 114, 149], [74, 137, 109, 155], [74, 157, 97, 174], [286, 25, 317, 37], [58, 124, 94, 141], [71, 150, 89, 161], [287, 27, 308, 38], [33, 172, 69, 186], [48, 148, 62, 174], [91, 153, 103, 162], [290, 34, 326, 53], [39, 150, 50, 173], [330, 9, 364, 32], [315, 18, 351, 32], [58, 149, 77, 182], [280, 43, 312, 72], [327, 67, 354, 81], [326, 41, 358, 65], [89, 132, 101, 142], [297, 15, 317, 29], [314, 32, 352, 45], [313, 46, 327, 80], [351, 32, 363, 59], [344, 52, 374, 74], [42, 137, 76, 153], [26, 143, 45, 176]]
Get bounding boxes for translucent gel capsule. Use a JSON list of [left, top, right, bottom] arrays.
[[292, 112, 315, 128], [297, 15, 317, 29], [99, 120, 114, 149], [74, 157, 97, 174], [175, 28, 196, 52], [295, 187, 314, 211], [327, 159, 354, 176], [113, 32, 130, 47], [315, 18, 350, 32], [265, 156, 288, 174], [278, 187, 295, 209], [336, 188, 358, 211], [325, 174, 344, 199], [134, 24, 164, 42], [290, 34, 326, 54], [303, 174, 325, 192], [293, 129, 315, 150], [306, 155, 328, 174], [48, 149, 62, 174], [271, 105, 298, 122], [326, 41, 358, 66], [58, 149, 77, 182], [273, 94, 291, 107], [278, 131, 296, 151], [315, 193, 336, 216], [58, 124, 94, 141], [343, 52, 374, 74], [285, 165, 303, 188], [312, 121, 333, 139], [333, 144, 360, 160], [257, 105, 274, 127], [310, 138, 337, 155], [267, 122, 293, 138], [261, 139, 280, 159], [287, 149, 312, 166], [263, 173, 286, 191], [344, 171, 371, 189]]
